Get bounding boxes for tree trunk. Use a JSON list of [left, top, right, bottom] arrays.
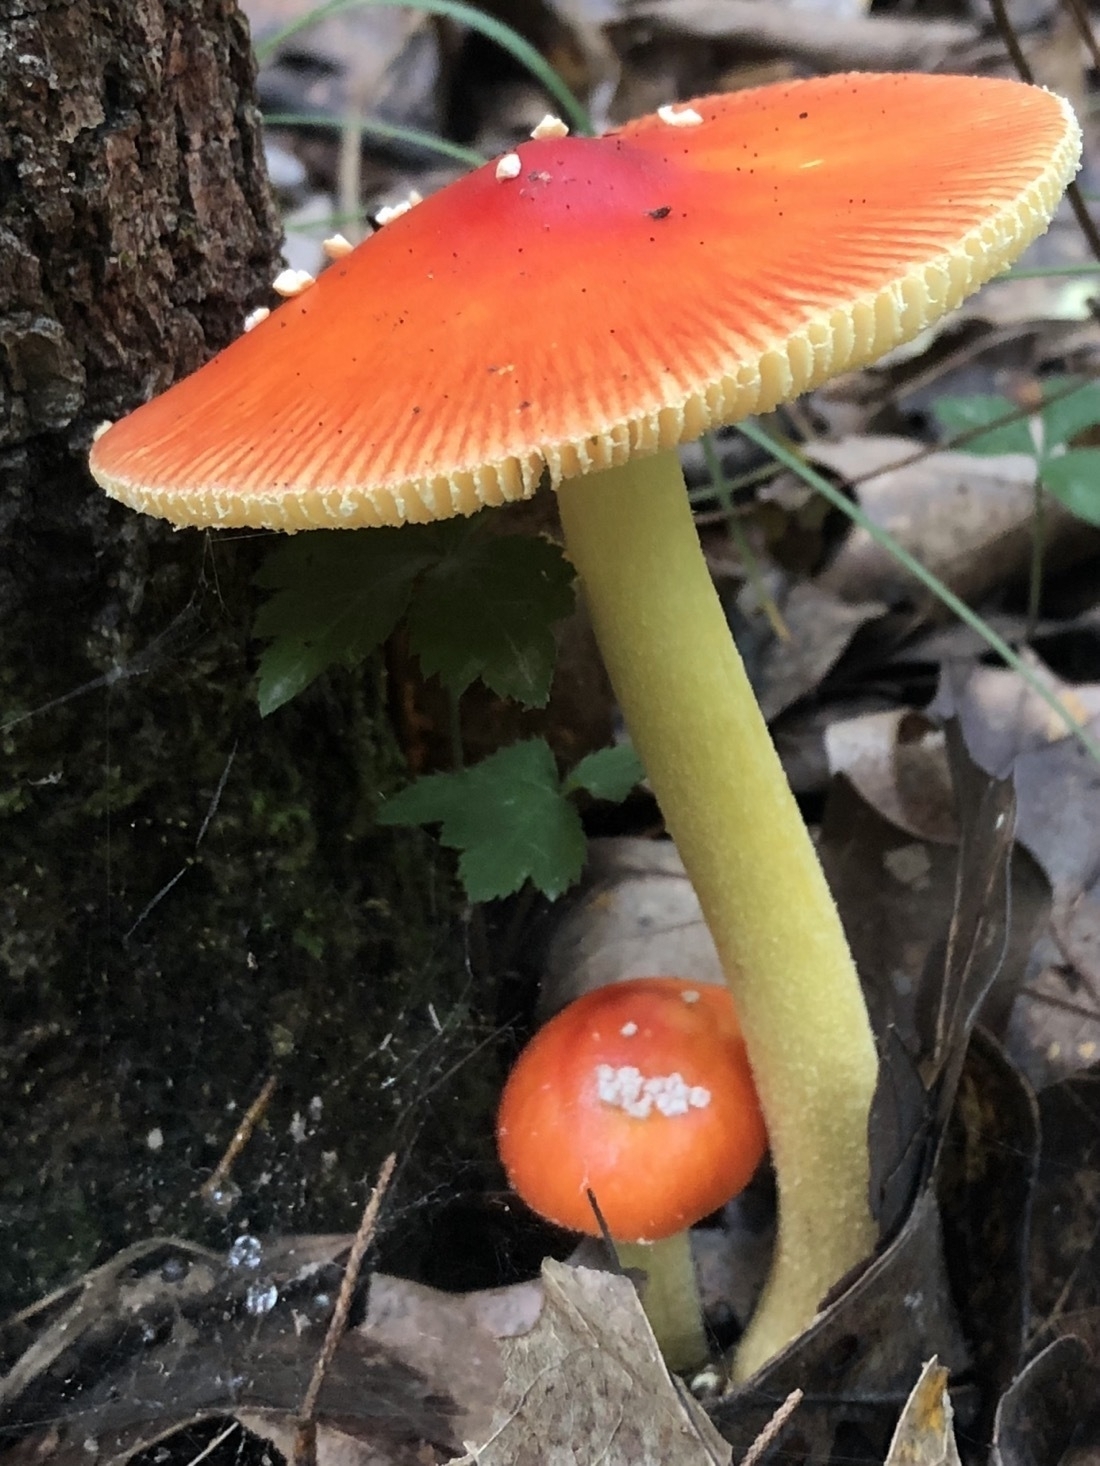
[[0, 0, 484, 1314]]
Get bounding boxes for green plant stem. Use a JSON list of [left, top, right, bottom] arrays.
[[262, 111, 485, 168], [556, 452, 877, 1380], [616, 1235, 708, 1373], [254, 0, 593, 135]]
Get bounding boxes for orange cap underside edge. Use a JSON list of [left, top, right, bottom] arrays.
[[89, 73, 1082, 531]]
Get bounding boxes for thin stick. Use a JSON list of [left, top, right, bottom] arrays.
[[292, 1153, 398, 1466], [1062, 0, 1100, 78], [199, 1073, 278, 1206], [338, 108, 363, 245], [740, 1388, 803, 1466], [184, 1422, 241, 1466], [988, 0, 1100, 261]]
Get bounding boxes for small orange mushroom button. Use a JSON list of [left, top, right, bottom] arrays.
[[496, 977, 767, 1243]]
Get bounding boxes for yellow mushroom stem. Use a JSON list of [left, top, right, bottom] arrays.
[[616, 1235, 708, 1374], [556, 449, 878, 1379]]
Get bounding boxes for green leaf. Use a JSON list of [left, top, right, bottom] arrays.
[[1039, 449, 1100, 526], [253, 529, 442, 715], [376, 739, 586, 900], [565, 743, 645, 801], [933, 394, 1036, 457], [408, 534, 575, 705], [1038, 376, 1100, 455]]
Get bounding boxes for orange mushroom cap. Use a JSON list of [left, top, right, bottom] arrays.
[[496, 977, 767, 1243], [89, 74, 1079, 533]]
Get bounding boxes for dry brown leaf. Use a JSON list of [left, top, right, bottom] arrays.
[[884, 1358, 961, 1466], [753, 582, 884, 723], [237, 1413, 443, 1466], [824, 709, 957, 844], [1030, 1077, 1100, 1356], [357, 1275, 543, 1446], [947, 665, 1100, 1023], [457, 1260, 730, 1466], [714, 1189, 969, 1466], [540, 838, 724, 1014], [992, 1336, 1100, 1466], [620, 0, 979, 72], [810, 438, 1046, 608]]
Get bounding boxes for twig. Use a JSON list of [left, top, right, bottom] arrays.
[[1061, 0, 1100, 77], [338, 107, 363, 244], [988, 0, 1100, 262], [740, 1388, 803, 1466], [199, 1072, 278, 1208], [292, 1153, 398, 1466], [184, 1421, 241, 1466]]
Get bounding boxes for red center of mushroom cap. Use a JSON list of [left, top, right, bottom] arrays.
[[89, 74, 1079, 532], [496, 977, 767, 1243]]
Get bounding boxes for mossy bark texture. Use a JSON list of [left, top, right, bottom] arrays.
[[1, 1, 485, 1315]]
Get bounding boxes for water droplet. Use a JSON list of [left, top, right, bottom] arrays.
[[246, 1281, 279, 1316], [228, 1234, 262, 1270], [204, 1180, 242, 1216]]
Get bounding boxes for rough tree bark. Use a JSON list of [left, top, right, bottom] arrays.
[[0, 0, 485, 1313]]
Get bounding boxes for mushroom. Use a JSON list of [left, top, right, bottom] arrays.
[[88, 73, 1081, 1376], [497, 976, 766, 1369]]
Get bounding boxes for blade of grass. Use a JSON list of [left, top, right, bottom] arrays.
[[283, 210, 367, 233], [1002, 262, 1100, 280], [254, 0, 593, 136], [263, 110, 485, 168], [737, 419, 1100, 764]]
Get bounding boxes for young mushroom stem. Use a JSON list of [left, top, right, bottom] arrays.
[[556, 450, 878, 1378], [616, 1235, 708, 1373]]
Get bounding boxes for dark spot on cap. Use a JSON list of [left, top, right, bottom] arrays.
[[647, 205, 672, 220]]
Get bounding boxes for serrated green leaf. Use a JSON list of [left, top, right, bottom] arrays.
[[565, 743, 645, 801], [1039, 449, 1100, 526], [933, 394, 1036, 457], [407, 534, 575, 705], [376, 738, 586, 901], [1038, 377, 1100, 455], [252, 528, 445, 715]]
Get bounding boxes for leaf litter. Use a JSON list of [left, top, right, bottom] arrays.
[[12, 0, 1100, 1462]]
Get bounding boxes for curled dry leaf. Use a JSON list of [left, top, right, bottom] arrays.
[[939, 662, 1100, 1075], [824, 709, 958, 845], [712, 1190, 969, 1466], [992, 1335, 1100, 1466], [884, 1357, 960, 1466], [1030, 1072, 1100, 1359], [934, 1033, 1039, 1432]]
